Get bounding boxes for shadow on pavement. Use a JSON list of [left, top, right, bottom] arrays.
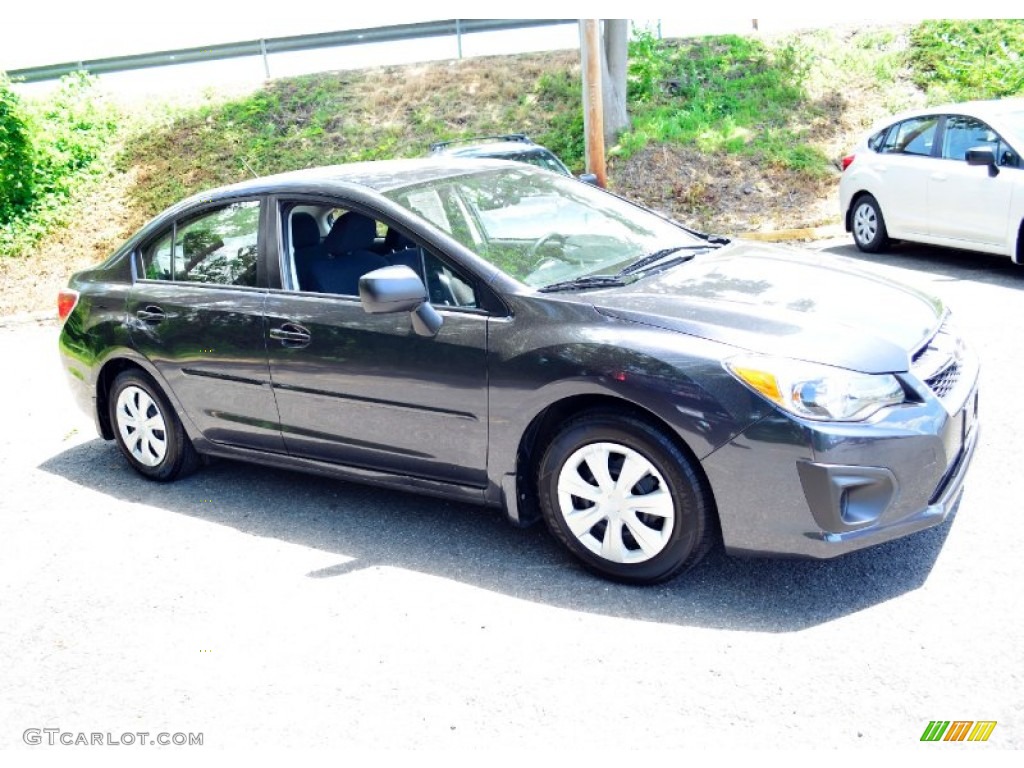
[[818, 240, 1024, 290], [40, 438, 957, 633]]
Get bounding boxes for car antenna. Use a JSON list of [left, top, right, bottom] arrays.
[[240, 158, 259, 178]]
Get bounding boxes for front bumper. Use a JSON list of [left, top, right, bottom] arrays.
[[702, 358, 980, 559]]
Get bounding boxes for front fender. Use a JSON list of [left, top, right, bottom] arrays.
[[484, 314, 773, 508]]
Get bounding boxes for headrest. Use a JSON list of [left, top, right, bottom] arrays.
[[384, 226, 416, 252], [291, 212, 321, 249], [325, 212, 376, 254]]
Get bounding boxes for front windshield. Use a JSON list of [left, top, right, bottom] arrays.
[[383, 167, 705, 288]]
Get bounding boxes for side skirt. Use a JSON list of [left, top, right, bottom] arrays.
[[194, 440, 493, 508]]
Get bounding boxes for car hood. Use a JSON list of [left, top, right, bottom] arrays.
[[579, 242, 944, 374]]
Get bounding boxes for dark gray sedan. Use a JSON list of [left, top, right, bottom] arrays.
[[57, 159, 980, 584]]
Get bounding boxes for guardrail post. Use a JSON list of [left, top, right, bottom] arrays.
[[260, 39, 270, 79]]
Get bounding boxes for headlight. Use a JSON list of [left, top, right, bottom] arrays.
[[725, 355, 905, 422]]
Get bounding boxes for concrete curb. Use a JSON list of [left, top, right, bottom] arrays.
[[0, 311, 55, 329], [736, 224, 846, 243]]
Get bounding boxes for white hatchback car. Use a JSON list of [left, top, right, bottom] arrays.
[[839, 98, 1024, 261]]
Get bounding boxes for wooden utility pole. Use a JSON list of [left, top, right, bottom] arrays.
[[580, 19, 607, 187]]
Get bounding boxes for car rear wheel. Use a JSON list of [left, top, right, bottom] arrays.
[[851, 194, 889, 253], [109, 370, 199, 481], [537, 410, 715, 584]]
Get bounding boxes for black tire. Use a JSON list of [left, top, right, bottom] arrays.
[[537, 409, 716, 584], [108, 370, 200, 481], [850, 193, 889, 253]]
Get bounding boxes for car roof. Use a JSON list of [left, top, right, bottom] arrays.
[[177, 157, 526, 208], [439, 142, 550, 157], [873, 97, 1024, 129]]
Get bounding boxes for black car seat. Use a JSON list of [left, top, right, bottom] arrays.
[[291, 212, 325, 290], [307, 212, 388, 295], [384, 228, 426, 281], [383, 226, 414, 254]]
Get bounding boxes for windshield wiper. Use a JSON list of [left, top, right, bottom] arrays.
[[616, 244, 713, 276], [538, 275, 629, 293], [539, 241, 726, 292]]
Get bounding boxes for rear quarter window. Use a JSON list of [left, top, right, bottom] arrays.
[[140, 230, 176, 281], [867, 127, 891, 152]]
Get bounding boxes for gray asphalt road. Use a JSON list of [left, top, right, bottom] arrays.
[[1, 240, 1021, 751]]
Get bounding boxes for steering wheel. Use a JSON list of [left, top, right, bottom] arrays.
[[527, 231, 568, 267]]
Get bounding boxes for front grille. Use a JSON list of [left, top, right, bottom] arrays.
[[925, 361, 961, 399], [912, 320, 964, 401]]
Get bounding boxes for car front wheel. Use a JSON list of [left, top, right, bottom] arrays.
[[537, 410, 715, 584], [851, 193, 889, 253], [108, 370, 199, 481]]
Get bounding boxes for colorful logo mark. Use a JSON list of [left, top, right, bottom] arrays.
[[921, 721, 997, 742]]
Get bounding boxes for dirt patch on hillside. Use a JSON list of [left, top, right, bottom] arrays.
[[352, 50, 581, 131], [612, 144, 839, 234]]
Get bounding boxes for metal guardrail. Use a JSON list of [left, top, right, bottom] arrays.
[[6, 19, 577, 83]]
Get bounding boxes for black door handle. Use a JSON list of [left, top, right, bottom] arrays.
[[136, 305, 166, 324], [269, 323, 311, 348]]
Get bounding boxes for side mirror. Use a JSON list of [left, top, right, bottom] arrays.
[[358, 265, 442, 337], [577, 173, 599, 186], [966, 147, 999, 177]]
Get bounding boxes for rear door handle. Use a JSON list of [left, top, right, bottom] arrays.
[[136, 305, 166, 324], [930, 173, 948, 182], [269, 323, 311, 348]]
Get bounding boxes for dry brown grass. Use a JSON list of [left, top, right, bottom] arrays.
[[0, 168, 148, 317], [612, 144, 837, 234]]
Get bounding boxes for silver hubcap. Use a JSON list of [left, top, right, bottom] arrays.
[[115, 386, 168, 467], [853, 202, 878, 244], [556, 442, 675, 564]]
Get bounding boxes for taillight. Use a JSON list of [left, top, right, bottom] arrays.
[[841, 154, 856, 171], [57, 289, 79, 323]]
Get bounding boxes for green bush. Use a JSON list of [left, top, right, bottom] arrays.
[[0, 77, 34, 225], [0, 72, 118, 257], [30, 71, 118, 198], [910, 19, 1024, 101]]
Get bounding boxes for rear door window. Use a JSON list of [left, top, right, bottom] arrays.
[[137, 200, 261, 286], [176, 202, 260, 286], [880, 116, 939, 156]]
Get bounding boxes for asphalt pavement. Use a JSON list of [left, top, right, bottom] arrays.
[[1, 238, 1021, 752]]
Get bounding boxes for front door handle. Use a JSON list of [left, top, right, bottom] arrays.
[[269, 322, 311, 348], [136, 305, 166, 324]]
